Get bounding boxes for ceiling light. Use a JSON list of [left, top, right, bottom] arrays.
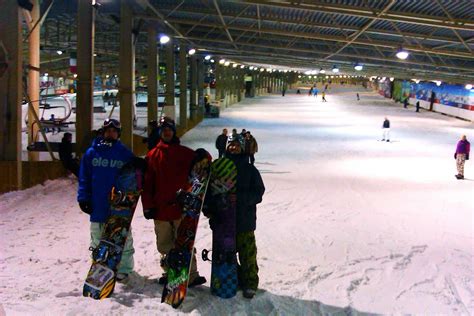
[[224, 61, 230, 66], [204, 55, 211, 60], [396, 47, 409, 60], [354, 64, 363, 71], [332, 65, 339, 73], [56, 50, 63, 55], [389, 77, 394, 82], [210, 59, 215, 63], [319, 68, 326, 74], [159, 35, 170, 44], [466, 84, 473, 90], [188, 48, 196, 55], [219, 59, 225, 64], [433, 80, 442, 86], [233, 63, 238, 68], [240, 65, 245, 69]]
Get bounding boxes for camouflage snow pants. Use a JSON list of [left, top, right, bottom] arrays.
[[236, 231, 259, 291], [456, 153, 466, 176]]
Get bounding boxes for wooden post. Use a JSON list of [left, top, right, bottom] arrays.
[[76, 0, 95, 155], [179, 42, 187, 129], [147, 25, 158, 126], [0, 0, 23, 190], [119, 0, 134, 150], [28, 0, 40, 161], [164, 37, 175, 120]]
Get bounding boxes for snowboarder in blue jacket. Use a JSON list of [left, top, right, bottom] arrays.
[[77, 118, 135, 281]]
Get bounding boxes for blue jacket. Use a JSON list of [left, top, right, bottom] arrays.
[[77, 140, 134, 223]]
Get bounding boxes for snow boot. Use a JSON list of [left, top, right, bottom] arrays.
[[455, 174, 464, 180], [158, 275, 167, 285], [188, 276, 206, 288], [116, 273, 129, 282], [243, 289, 256, 299]]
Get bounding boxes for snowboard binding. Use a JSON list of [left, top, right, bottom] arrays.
[[110, 187, 135, 208]]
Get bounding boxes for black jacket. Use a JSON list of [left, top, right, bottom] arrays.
[[383, 119, 390, 128], [227, 154, 265, 233], [215, 134, 228, 152]]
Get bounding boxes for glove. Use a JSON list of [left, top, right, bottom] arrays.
[[79, 201, 92, 215], [454, 153, 457, 159], [143, 208, 156, 220]]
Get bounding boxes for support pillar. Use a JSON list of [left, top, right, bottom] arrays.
[[179, 41, 187, 129], [190, 56, 197, 121], [147, 25, 158, 126], [164, 37, 175, 119], [119, 0, 134, 150], [0, 0, 22, 190], [76, 0, 95, 155], [197, 59, 204, 119], [28, 0, 40, 161]]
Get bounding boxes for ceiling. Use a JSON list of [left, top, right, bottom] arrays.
[[36, 0, 474, 83]]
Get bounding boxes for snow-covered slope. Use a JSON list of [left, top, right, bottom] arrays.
[[1, 90, 473, 315]]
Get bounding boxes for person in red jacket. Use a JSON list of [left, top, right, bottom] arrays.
[[142, 116, 208, 287]]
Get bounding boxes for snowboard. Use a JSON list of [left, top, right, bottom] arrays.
[[83, 160, 144, 300], [161, 156, 211, 308], [203, 157, 238, 299]]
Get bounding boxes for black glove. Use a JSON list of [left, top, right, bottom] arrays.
[[143, 208, 156, 220], [466, 155, 469, 160], [454, 153, 457, 159], [79, 201, 92, 215]]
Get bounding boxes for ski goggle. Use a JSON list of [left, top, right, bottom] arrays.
[[103, 118, 121, 130]]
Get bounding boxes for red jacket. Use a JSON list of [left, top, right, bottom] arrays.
[[142, 139, 196, 221]]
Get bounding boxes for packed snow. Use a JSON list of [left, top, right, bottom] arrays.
[[1, 87, 473, 315]]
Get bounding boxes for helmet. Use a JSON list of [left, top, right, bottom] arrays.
[[159, 116, 176, 134], [102, 118, 121, 135]]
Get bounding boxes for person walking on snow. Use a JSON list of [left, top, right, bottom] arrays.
[[244, 131, 258, 165], [77, 119, 135, 282], [321, 91, 327, 102], [141, 116, 209, 287], [59, 132, 79, 177], [381, 117, 390, 142], [204, 136, 265, 299], [215, 128, 228, 158], [454, 135, 470, 180]]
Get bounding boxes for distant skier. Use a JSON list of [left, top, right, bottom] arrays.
[[205, 136, 265, 299], [416, 101, 420, 112], [403, 97, 408, 108], [381, 117, 390, 142], [59, 132, 79, 177], [308, 87, 313, 96], [357, 93, 360, 101], [454, 135, 470, 180], [321, 91, 327, 102], [141, 116, 209, 287], [77, 118, 135, 282], [215, 128, 228, 158], [244, 131, 258, 165]]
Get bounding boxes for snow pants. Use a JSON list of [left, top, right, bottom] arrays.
[[382, 128, 390, 140], [90, 222, 135, 274], [456, 153, 466, 176], [153, 219, 199, 281], [236, 231, 259, 291]]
